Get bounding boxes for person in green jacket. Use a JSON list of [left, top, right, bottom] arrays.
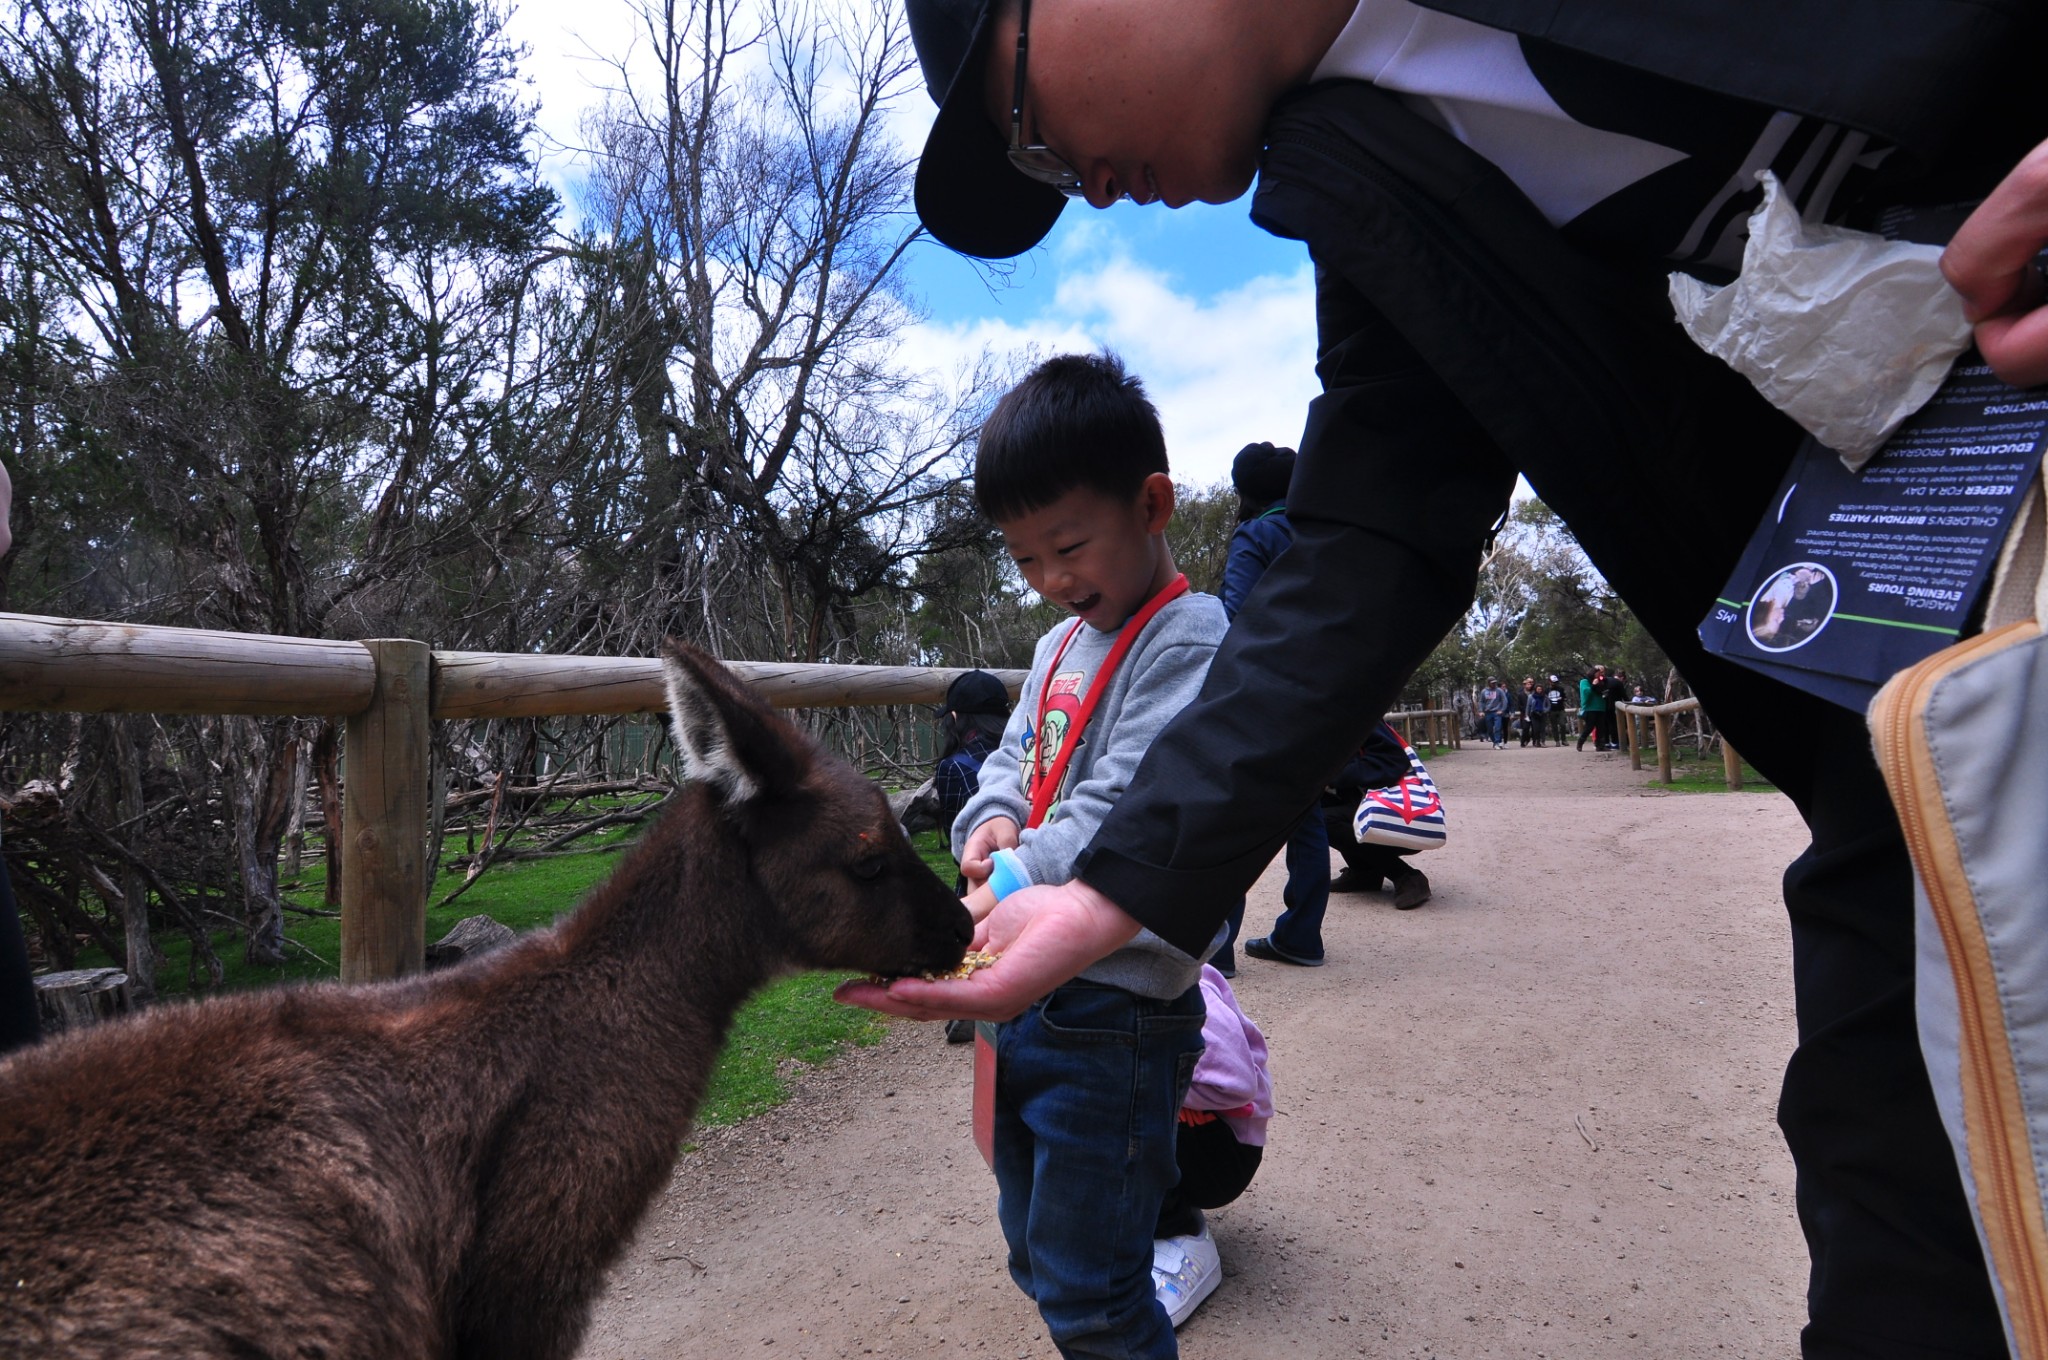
[[1577, 665, 1610, 753]]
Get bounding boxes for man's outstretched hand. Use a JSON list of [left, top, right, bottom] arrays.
[[835, 879, 1142, 1021], [1944, 138, 2048, 389]]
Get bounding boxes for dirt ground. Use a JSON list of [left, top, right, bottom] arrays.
[[579, 742, 1814, 1359]]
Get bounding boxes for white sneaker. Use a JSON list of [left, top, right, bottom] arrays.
[[1151, 1222, 1221, 1328]]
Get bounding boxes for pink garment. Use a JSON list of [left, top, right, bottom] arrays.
[[1184, 964, 1274, 1147]]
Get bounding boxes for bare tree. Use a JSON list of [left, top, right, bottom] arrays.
[[0, 0, 551, 962], [576, 0, 994, 663], [0, 0, 1020, 975]]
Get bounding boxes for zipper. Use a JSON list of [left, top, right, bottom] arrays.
[[1872, 620, 2048, 1359]]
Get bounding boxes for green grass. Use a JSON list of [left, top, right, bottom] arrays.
[[696, 971, 887, 1126], [131, 820, 646, 996], [910, 827, 958, 879], [72, 818, 973, 1129], [1639, 746, 1778, 793], [695, 829, 960, 1127]]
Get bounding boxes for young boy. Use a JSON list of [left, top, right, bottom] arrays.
[[951, 352, 1228, 1358]]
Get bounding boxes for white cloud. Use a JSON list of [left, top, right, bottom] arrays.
[[899, 242, 1321, 488], [510, 0, 932, 213], [501, 0, 644, 196], [502, 0, 1327, 486]]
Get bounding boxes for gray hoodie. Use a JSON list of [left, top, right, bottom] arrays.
[[953, 591, 1228, 1000]]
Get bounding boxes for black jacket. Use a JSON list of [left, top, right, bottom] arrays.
[[1331, 723, 1414, 802], [1421, 0, 2035, 175], [1077, 14, 2046, 959]]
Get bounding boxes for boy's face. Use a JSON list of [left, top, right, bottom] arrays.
[[996, 475, 1176, 633], [977, 0, 1275, 211]]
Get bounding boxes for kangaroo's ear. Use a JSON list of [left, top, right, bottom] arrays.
[[660, 641, 807, 807]]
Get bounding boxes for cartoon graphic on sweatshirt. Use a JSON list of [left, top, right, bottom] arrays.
[[1019, 669, 1085, 817]]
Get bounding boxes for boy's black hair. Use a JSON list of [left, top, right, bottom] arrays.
[[974, 353, 1168, 522]]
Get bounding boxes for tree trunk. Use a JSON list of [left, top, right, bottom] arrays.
[[469, 770, 509, 883], [32, 967, 131, 1033], [111, 717, 156, 1001], [312, 721, 344, 909], [224, 716, 294, 967], [8, 861, 71, 969], [424, 735, 448, 891], [283, 732, 311, 881]]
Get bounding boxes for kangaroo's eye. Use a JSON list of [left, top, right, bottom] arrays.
[[851, 857, 886, 882]]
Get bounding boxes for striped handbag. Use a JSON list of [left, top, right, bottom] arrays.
[[1353, 738, 1448, 852]]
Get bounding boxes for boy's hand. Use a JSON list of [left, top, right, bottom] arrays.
[[1943, 138, 2048, 388], [961, 883, 998, 924], [958, 816, 1021, 889], [834, 879, 1141, 1021]]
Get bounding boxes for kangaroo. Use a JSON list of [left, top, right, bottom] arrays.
[[0, 641, 974, 1360]]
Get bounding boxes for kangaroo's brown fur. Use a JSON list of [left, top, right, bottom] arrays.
[[0, 643, 972, 1360]]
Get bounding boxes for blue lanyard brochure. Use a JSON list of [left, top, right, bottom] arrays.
[[1699, 356, 2047, 712]]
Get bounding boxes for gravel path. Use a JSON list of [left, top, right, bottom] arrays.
[[580, 743, 1812, 1359]]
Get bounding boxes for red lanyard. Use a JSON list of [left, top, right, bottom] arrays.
[[1027, 573, 1189, 829]]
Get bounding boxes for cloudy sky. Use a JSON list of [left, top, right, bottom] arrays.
[[498, 0, 1323, 489]]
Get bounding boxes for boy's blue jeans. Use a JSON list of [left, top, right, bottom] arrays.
[[992, 979, 1206, 1360]]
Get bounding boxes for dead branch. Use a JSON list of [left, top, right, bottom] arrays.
[[79, 822, 226, 986]]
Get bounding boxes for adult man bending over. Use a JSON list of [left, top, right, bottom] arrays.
[[842, 1, 2048, 1353]]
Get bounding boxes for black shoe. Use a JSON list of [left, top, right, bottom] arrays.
[[1329, 868, 1382, 895], [1210, 949, 1237, 979], [1245, 935, 1326, 967], [944, 1018, 976, 1045], [1392, 873, 1432, 910]]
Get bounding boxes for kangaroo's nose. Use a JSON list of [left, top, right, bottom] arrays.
[[949, 902, 974, 946]]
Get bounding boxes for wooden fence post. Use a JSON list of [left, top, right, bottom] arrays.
[[1654, 712, 1674, 785], [341, 640, 431, 983], [1722, 737, 1744, 791], [1624, 708, 1640, 769]]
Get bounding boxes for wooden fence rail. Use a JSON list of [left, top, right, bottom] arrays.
[[1616, 697, 1745, 789], [1389, 707, 1459, 753], [0, 612, 1026, 982]]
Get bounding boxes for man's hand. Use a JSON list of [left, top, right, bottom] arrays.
[[834, 878, 1142, 1021], [957, 815, 1020, 889], [1943, 138, 2048, 388]]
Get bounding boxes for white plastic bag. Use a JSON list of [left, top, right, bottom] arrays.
[[1669, 172, 1973, 470]]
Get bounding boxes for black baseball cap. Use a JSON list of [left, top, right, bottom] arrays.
[[944, 669, 1012, 717], [907, 0, 1069, 259], [1231, 442, 1296, 504]]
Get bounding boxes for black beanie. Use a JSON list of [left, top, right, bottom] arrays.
[[1231, 442, 1295, 505]]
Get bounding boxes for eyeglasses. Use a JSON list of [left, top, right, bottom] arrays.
[[1008, 0, 1086, 198]]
